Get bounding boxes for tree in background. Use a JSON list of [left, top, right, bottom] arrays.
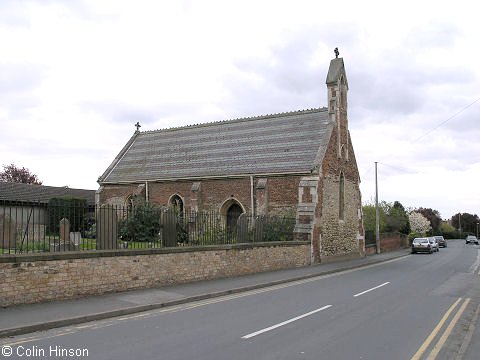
[[363, 201, 410, 234], [362, 203, 386, 234], [416, 208, 442, 234], [385, 201, 410, 234], [362, 200, 410, 245], [0, 163, 42, 184], [408, 212, 432, 235], [451, 213, 480, 235], [440, 221, 458, 239]]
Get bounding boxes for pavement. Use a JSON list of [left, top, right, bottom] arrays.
[[0, 249, 411, 338]]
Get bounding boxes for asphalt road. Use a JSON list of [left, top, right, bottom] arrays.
[[2, 240, 479, 360]]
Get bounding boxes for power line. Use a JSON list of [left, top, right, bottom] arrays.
[[366, 98, 480, 180], [377, 162, 418, 174], [412, 96, 480, 143]]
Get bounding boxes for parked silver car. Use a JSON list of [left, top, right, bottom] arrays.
[[411, 237, 434, 254]]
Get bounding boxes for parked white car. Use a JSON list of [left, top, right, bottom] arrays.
[[466, 235, 479, 245]]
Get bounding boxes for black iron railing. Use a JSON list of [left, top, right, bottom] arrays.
[[1, 200, 296, 254]]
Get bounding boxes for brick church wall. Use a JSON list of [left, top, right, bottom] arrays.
[[99, 184, 141, 206], [99, 175, 303, 216]]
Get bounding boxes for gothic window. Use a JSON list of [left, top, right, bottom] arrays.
[[339, 173, 345, 220], [125, 195, 134, 211], [226, 203, 243, 233], [170, 194, 184, 215]]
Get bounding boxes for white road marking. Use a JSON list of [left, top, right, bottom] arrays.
[[353, 282, 390, 297], [241, 305, 332, 339]]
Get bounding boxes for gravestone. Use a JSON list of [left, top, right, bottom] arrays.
[[97, 205, 118, 250], [253, 215, 266, 242], [236, 213, 249, 243], [69, 232, 81, 250], [59, 218, 70, 242], [161, 208, 177, 247], [0, 214, 18, 249], [58, 218, 70, 251]]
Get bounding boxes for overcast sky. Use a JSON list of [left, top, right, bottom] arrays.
[[1, 0, 478, 219]]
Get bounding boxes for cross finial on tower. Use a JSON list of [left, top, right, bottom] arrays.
[[334, 47, 339, 58], [135, 122, 141, 131]]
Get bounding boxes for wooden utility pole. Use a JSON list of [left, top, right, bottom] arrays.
[[375, 162, 380, 254]]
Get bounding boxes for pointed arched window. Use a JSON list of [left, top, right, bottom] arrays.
[[226, 203, 243, 233], [170, 194, 184, 215]]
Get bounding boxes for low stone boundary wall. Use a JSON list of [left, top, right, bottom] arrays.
[[0, 242, 310, 307]]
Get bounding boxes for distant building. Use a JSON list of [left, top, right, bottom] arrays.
[[0, 182, 95, 206], [0, 182, 95, 247], [98, 55, 364, 262]]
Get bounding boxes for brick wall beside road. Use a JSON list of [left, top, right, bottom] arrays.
[[0, 242, 310, 307]]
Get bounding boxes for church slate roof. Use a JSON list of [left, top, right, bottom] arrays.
[[0, 182, 96, 205], [98, 107, 333, 184]]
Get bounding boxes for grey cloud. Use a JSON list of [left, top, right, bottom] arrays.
[[195, 22, 379, 121], [82, 101, 157, 125], [348, 55, 475, 131], [0, 63, 45, 93], [0, 1, 31, 28], [405, 21, 462, 49], [81, 100, 210, 130], [0, 63, 45, 116]]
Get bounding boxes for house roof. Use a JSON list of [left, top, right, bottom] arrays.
[[99, 108, 333, 184], [0, 182, 96, 206]]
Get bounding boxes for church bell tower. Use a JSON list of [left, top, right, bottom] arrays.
[[326, 48, 349, 160]]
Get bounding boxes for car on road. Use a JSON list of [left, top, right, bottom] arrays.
[[434, 235, 447, 248], [428, 237, 439, 252], [466, 235, 479, 245], [411, 237, 434, 254]]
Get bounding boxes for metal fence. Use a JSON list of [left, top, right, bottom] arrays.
[[1, 200, 296, 254]]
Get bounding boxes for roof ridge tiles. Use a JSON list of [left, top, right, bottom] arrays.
[[142, 107, 328, 134]]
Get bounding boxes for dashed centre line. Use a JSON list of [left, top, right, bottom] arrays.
[[242, 280, 393, 339], [353, 282, 391, 297], [241, 305, 332, 339]]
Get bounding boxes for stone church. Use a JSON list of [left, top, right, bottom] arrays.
[[97, 54, 365, 263]]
